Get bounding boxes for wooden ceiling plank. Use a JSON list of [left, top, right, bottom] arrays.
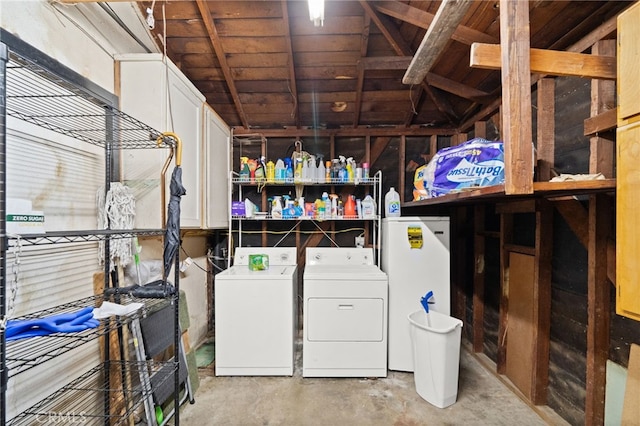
[[470, 43, 616, 80], [353, 14, 372, 128], [195, 0, 249, 128], [373, 0, 498, 45], [281, 0, 300, 128], [500, 0, 534, 195], [402, 0, 474, 85]]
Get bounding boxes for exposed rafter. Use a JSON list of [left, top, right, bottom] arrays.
[[281, 0, 300, 128], [195, 0, 249, 128], [359, 0, 459, 125], [353, 13, 372, 128], [373, 0, 497, 45], [403, 0, 474, 85]]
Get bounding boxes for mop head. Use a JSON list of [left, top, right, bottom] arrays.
[[97, 182, 136, 270]]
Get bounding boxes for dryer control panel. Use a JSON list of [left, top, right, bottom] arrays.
[[306, 247, 374, 266]]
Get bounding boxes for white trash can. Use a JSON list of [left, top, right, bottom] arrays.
[[408, 310, 463, 408]]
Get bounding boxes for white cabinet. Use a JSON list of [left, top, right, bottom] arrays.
[[204, 105, 231, 229], [117, 54, 205, 229]]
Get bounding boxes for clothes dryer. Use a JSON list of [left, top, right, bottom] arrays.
[[303, 248, 388, 377]]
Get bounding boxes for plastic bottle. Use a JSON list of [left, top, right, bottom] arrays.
[[362, 162, 370, 182], [275, 158, 285, 182], [321, 192, 330, 219], [271, 196, 283, 219], [344, 195, 356, 218], [317, 158, 325, 184], [266, 160, 275, 182], [294, 158, 303, 183], [385, 187, 401, 217], [284, 158, 294, 181], [325, 160, 332, 183], [361, 194, 376, 219], [329, 194, 338, 218], [239, 156, 250, 181]]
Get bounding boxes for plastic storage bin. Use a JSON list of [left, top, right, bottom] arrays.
[[408, 310, 463, 408]]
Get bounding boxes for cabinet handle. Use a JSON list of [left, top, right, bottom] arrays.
[[338, 304, 354, 310]]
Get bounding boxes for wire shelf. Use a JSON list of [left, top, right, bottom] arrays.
[[6, 294, 170, 378], [6, 53, 175, 150], [231, 176, 380, 185], [7, 359, 177, 426], [4, 229, 165, 246]]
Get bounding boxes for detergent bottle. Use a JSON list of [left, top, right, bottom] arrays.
[[346, 157, 355, 182], [266, 160, 275, 183], [294, 157, 303, 183], [239, 157, 250, 181], [329, 194, 338, 218], [361, 194, 376, 219], [275, 158, 285, 182], [385, 187, 401, 217], [344, 195, 356, 218]]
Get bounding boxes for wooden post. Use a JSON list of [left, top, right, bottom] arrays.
[[497, 212, 513, 374], [585, 38, 616, 426], [499, 0, 534, 194], [473, 205, 486, 353], [536, 78, 555, 181], [531, 199, 552, 404]]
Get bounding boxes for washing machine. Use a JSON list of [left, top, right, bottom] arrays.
[[215, 247, 298, 376], [303, 247, 388, 378]]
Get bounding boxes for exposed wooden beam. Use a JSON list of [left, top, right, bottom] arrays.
[[195, 0, 249, 128], [358, 57, 491, 101], [232, 126, 456, 137], [373, 0, 498, 45], [471, 43, 617, 80], [584, 108, 617, 136], [499, 0, 534, 195], [359, 0, 459, 124], [403, 0, 474, 85], [353, 13, 372, 128], [281, 0, 300, 128]]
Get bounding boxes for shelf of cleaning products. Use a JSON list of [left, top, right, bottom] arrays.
[[6, 55, 176, 150], [230, 177, 381, 185], [232, 215, 380, 221], [5, 229, 166, 246], [7, 359, 176, 426], [5, 294, 167, 378]]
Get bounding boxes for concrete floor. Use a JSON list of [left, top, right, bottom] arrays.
[[177, 344, 553, 426]]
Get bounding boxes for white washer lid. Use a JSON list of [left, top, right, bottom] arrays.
[[217, 265, 297, 279], [303, 264, 387, 280]]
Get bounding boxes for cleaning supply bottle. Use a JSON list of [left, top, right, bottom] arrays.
[[316, 155, 325, 183], [275, 158, 285, 182], [284, 158, 294, 182], [344, 195, 356, 219], [239, 157, 250, 181], [294, 157, 303, 183], [266, 160, 275, 183], [248, 158, 257, 183], [321, 192, 330, 219], [362, 162, 370, 182], [385, 187, 401, 217], [254, 156, 266, 183], [361, 194, 376, 219], [329, 194, 338, 218], [325, 160, 332, 182], [346, 157, 355, 182], [271, 196, 283, 219]]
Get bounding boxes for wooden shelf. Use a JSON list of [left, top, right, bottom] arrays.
[[402, 179, 616, 208]]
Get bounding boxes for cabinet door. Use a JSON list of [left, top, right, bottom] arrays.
[[166, 66, 203, 228], [618, 2, 640, 122], [616, 121, 640, 321], [118, 54, 204, 229], [204, 105, 230, 229]]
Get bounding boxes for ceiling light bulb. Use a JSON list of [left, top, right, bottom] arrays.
[[308, 0, 324, 27]]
